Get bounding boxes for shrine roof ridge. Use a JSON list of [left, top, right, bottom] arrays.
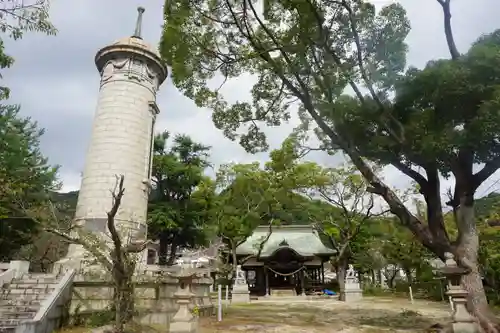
[[236, 224, 336, 258]]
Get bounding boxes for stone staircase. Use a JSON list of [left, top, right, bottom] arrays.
[[0, 273, 59, 332], [0, 261, 75, 333]]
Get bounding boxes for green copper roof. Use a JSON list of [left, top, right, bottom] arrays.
[[236, 225, 336, 257]]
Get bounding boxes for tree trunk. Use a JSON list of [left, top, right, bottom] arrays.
[[158, 232, 169, 266], [404, 268, 413, 285], [384, 267, 397, 289], [337, 259, 348, 301], [113, 274, 134, 333], [371, 270, 376, 285], [456, 200, 499, 333], [166, 239, 179, 266], [231, 247, 238, 283]]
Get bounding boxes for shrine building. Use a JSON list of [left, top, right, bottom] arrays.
[[235, 225, 336, 297]]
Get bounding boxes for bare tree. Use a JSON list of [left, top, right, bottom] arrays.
[[49, 175, 150, 333]]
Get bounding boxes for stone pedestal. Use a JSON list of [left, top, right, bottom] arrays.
[[341, 282, 363, 302], [340, 265, 363, 302], [231, 283, 250, 303], [231, 266, 250, 303], [169, 291, 198, 333]]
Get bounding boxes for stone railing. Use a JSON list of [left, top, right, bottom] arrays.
[[0, 260, 30, 287], [18, 269, 77, 333], [70, 264, 214, 326]]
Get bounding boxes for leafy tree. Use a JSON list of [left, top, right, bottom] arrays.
[[210, 162, 281, 278], [0, 104, 59, 260], [380, 221, 433, 286], [161, 0, 500, 327], [147, 132, 212, 265]]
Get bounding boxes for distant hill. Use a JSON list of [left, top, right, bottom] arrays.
[[50, 190, 79, 216], [50, 189, 500, 224], [474, 192, 500, 219]]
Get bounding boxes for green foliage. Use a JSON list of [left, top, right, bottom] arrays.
[[293, 162, 380, 264], [161, 0, 500, 266], [148, 132, 212, 264], [211, 162, 283, 254], [478, 218, 500, 305], [379, 220, 433, 275], [161, 0, 409, 152], [0, 104, 59, 260], [333, 30, 500, 178]]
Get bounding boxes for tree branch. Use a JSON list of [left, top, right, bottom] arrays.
[[436, 0, 460, 60], [108, 175, 125, 264], [472, 156, 500, 192]]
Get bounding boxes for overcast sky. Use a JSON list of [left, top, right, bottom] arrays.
[[3, 0, 500, 201]]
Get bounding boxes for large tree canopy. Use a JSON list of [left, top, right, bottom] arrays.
[[161, 0, 500, 328]]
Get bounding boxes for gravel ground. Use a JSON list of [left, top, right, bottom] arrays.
[[200, 296, 451, 333]]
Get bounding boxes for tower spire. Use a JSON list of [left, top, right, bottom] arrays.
[[132, 6, 145, 39]]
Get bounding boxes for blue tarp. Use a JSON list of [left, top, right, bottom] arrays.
[[323, 289, 336, 296]]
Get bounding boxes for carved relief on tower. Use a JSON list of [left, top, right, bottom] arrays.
[[100, 59, 129, 84], [99, 57, 160, 91]]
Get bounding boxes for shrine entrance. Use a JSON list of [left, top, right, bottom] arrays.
[[243, 240, 329, 296], [264, 245, 305, 296]]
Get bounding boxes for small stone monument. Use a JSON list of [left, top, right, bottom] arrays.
[[169, 258, 199, 333], [439, 253, 479, 333], [341, 264, 363, 302], [231, 265, 250, 303]]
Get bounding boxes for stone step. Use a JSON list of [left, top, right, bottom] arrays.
[[0, 289, 54, 298], [0, 318, 21, 326], [0, 305, 40, 314], [0, 323, 17, 333], [0, 299, 42, 307], [0, 311, 36, 320], [20, 273, 58, 280], [0, 290, 50, 301], [6, 284, 56, 291], [12, 278, 59, 285]]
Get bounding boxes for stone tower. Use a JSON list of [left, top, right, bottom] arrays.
[[65, 7, 167, 261]]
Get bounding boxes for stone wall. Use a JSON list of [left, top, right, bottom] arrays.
[[70, 265, 214, 326]]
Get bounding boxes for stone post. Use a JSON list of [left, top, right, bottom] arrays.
[[439, 253, 479, 333], [169, 260, 198, 333], [340, 265, 363, 302]]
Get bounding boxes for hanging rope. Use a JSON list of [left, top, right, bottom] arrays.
[[266, 265, 305, 276]]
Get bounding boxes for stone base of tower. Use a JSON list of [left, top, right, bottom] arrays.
[[54, 242, 150, 277], [53, 244, 103, 276]]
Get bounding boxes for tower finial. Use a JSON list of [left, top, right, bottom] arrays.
[[133, 6, 145, 39]]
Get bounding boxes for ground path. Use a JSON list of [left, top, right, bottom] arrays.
[[201, 296, 451, 332]]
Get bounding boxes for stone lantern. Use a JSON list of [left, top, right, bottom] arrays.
[[439, 252, 479, 333], [169, 258, 199, 333]]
